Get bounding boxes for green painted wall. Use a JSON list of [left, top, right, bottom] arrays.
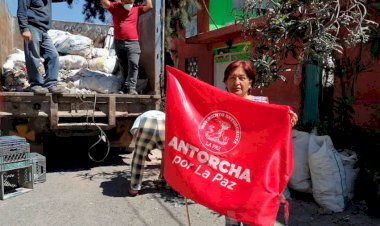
[[209, 0, 234, 30], [209, 0, 259, 31]]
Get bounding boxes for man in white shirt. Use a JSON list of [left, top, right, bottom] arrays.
[[128, 110, 165, 196]]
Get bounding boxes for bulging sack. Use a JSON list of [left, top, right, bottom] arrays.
[[59, 55, 89, 70], [87, 56, 117, 74], [309, 135, 347, 212], [57, 34, 94, 58], [288, 130, 312, 193], [70, 68, 123, 94]]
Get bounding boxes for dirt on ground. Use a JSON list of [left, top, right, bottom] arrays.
[[0, 146, 379, 226]]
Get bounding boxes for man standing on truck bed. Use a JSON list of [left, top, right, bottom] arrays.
[[101, 0, 153, 95], [17, 0, 66, 94]]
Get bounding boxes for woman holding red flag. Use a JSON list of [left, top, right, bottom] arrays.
[[223, 60, 298, 126], [223, 60, 297, 225]]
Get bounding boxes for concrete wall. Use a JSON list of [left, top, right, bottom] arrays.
[[10, 17, 111, 50], [51, 20, 110, 48], [0, 0, 14, 76]]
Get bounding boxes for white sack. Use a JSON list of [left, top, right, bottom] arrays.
[[59, 55, 88, 70], [91, 48, 109, 58], [56, 34, 93, 58], [87, 56, 117, 74], [2, 49, 25, 73], [48, 29, 71, 49], [309, 135, 347, 212], [338, 149, 359, 200], [70, 68, 123, 94], [288, 130, 312, 193]]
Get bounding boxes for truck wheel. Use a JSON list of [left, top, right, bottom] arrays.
[[107, 119, 134, 153]]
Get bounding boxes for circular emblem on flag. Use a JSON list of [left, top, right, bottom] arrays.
[[198, 111, 241, 154]]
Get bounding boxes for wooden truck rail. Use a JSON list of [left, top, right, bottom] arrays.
[[0, 92, 160, 130]]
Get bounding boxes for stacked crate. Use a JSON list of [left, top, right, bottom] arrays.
[[30, 152, 46, 183], [0, 136, 33, 200]]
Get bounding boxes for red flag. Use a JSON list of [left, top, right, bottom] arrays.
[[164, 66, 293, 226]]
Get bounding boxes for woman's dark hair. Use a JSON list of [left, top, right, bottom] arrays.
[[223, 60, 256, 83]]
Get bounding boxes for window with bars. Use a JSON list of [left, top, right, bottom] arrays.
[[185, 57, 198, 78]]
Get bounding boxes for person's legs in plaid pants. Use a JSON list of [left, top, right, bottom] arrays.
[[130, 117, 165, 193]]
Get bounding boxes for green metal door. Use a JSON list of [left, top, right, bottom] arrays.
[[303, 64, 321, 123]]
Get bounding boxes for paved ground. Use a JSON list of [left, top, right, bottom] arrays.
[[1, 147, 380, 226]]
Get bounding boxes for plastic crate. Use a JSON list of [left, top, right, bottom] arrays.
[[30, 153, 46, 183], [0, 136, 26, 147], [0, 166, 33, 200], [0, 143, 30, 172], [0, 136, 28, 154]]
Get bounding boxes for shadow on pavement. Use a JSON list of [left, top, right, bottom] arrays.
[[97, 170, 188, 205], [44, 135, 125, 172]]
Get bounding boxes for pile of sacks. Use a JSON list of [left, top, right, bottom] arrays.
[[1, 29, 123, 94], [288, 129, 360, 212]]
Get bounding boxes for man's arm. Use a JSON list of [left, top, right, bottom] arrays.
[[142, 0, 153, 13], [17, 0, 32, 41], [100, 0, 111, 9], [17, 0, 29, 33]]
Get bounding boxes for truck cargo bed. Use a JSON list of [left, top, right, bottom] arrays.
[[0, 92, 160, 130]]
